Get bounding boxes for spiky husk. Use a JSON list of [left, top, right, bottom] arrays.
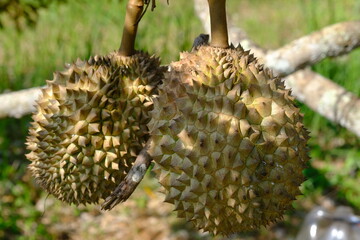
[[26, 51, 165, 205], [148, 45, 310, 235]]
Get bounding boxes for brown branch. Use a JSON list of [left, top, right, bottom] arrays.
[[119, 0, 145, 56], [208, 0, 229, 48], [101, 142, 152, 210]]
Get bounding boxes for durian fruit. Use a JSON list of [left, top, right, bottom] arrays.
[[26, 51, 165, 205], [148, 45, 309, 235]]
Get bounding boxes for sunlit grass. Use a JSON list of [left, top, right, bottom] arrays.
[[0, 0, 201, 92]]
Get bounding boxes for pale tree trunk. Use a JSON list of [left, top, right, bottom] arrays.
[[0, 87, 43, 118], [265, 21, 360, 77], [286, 69, 360, 136]]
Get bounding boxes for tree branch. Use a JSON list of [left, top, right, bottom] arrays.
[[101, 142, 152, 210], [0, 87, 43, 118], [193, 0, 360, 137], [285, 69, 360, 136], [265, 21, 360, 77]]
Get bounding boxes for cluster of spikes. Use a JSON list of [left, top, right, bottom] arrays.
[[26, 0, 310, 236], [27, 51, 165, 205], [148, 45, 309, 234]]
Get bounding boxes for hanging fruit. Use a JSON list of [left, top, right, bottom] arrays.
[[148, 0, 310, 235], [26, 0, 165, 205]]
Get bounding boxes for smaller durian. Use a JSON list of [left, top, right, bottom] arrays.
[[26, 51, 165, 205]]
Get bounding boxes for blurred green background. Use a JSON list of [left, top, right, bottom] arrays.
[[0, 0, 359, 239]]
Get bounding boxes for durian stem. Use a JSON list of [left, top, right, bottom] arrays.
[[119, 0, 144, 56], [208, 0, 229, 48], [101, 142, 152, 210]]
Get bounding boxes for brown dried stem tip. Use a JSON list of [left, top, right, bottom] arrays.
[[119, 0, 145, 56], [101, 142, 152, 210], [208, 0, 229, 48]]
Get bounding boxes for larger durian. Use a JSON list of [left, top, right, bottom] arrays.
[[148, 45, 310, 235], [26, 51, 164, 205]]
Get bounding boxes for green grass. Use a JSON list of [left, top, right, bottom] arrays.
[[0, 0, 360, 238], [0, 0, 202, 91], [228, 0, 360, 48], [0, 162, 51, 240]]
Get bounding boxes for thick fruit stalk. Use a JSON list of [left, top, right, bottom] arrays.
[[119, 0, 144, 56], [208, 0, 228, 48]]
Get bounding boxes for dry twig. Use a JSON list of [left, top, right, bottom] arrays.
[[101, 142, 152, 210]]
